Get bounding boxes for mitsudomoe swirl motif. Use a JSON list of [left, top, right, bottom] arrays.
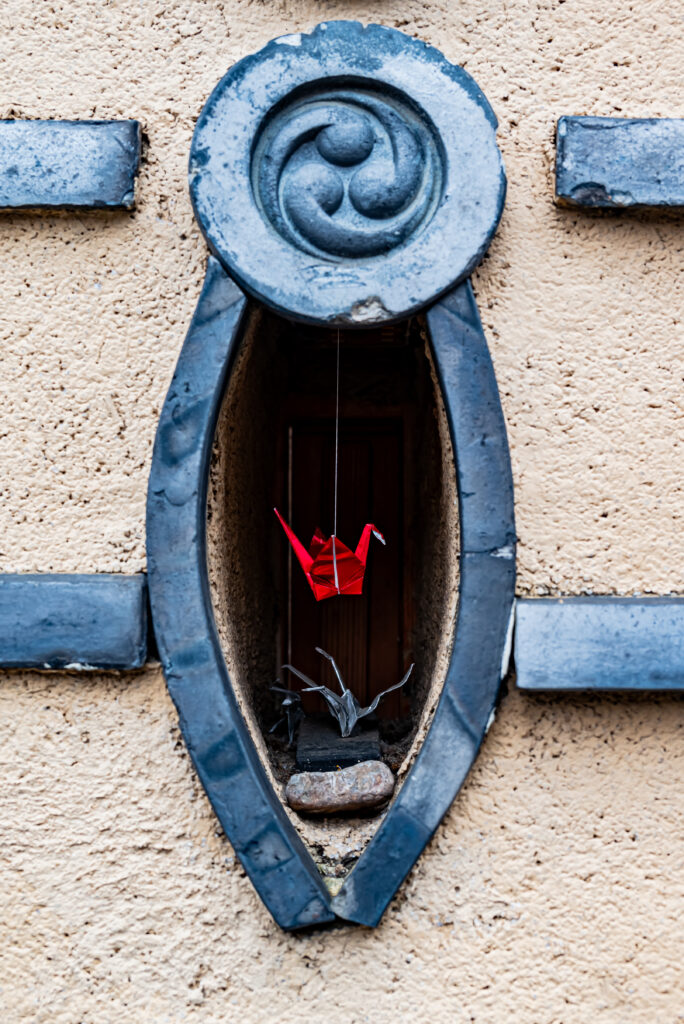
[[252, 87, 443, 260]]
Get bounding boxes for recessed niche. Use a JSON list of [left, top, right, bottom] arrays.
[[207, 304, 458, 878]]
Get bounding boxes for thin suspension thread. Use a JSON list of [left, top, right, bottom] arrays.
[[334, 327, 340, 536], [332, 327, 340, 592]]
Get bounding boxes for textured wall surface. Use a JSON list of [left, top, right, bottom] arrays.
[[2, 670, 682, 1023], [0, 1, 682, 1021], [0, 0, 682, 589]]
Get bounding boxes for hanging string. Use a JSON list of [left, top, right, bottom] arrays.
[[332, 327, 340, 593], [334, 327, 340, 535]]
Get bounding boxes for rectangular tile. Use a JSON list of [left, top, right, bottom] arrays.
[[0, 119, 141, 210], [0, 574, 148, 670], [555, 116, 684, 209], [515, 597, 684, 691]]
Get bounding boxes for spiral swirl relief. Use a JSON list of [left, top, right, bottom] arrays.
[[253, 88, 443, 260]]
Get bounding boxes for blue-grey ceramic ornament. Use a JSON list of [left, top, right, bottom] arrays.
[[147, 21, 515, 931]]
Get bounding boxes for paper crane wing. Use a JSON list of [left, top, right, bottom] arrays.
[[299, 683, 343, 711], [282, 663, 320, 690], [359, 663, 415, 719], [300, 685, 360, 738], [308, 527, 328, 560], [273, 509, 313, 573], [274, 509, 385, 601], [314, 647, 347, 694]]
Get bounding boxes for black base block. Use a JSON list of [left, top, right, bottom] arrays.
[[296, 716, 380, 773]]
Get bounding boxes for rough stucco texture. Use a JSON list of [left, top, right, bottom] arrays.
[[0, 0, 682, 591], [0, 2, 683, 1022], [2, 670, 682, 1023]]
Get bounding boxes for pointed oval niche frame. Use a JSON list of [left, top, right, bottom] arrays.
[[147, 21, 516, 930]]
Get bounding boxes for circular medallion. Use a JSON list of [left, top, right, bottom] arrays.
[[190, 21, 506, 326], [251, 84, 443, 261]]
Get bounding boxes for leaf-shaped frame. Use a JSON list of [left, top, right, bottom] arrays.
[[146, 257, 515, 930]]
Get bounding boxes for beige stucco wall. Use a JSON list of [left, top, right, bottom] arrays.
[[0, 2, 682, 1021]]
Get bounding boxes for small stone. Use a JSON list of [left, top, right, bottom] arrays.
[[285, 760, 395, 815]]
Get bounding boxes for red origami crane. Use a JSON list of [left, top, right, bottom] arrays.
[[274, 508, 385, 601]]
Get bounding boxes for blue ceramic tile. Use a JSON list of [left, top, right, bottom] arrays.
[[555, 116, 684, 209], [0, 120, 141, 210], [146, 257, 335, 931], [0, 574, 148, 670], [515, 597, 684, 691]]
